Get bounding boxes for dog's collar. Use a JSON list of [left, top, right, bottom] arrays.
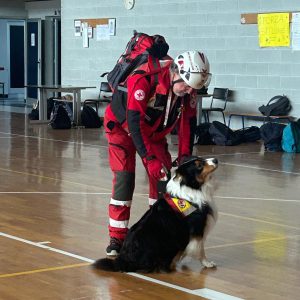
[[164, 193, 197, 217]]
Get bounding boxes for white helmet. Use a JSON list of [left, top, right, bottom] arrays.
[[174, 51, 211, 89]]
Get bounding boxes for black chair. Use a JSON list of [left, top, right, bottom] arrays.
[[202, 87, 229, 124], [83, 82, 112, 114], [0, 82, 4, 98]]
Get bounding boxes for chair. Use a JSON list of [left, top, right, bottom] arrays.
[[0, 82, 4, 98], [201, 87, 229, 124], [83, 82, 112, 114]]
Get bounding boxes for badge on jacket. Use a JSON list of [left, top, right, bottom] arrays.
[[134, 89, 145, 101]]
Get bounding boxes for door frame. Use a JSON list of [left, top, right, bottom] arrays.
[[7, 20, 25, 95], [25, 18, 42, 102]]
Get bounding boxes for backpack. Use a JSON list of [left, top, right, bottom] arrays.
[[81, 104, 103, 128], [28, 97, 55, 120], [235, 126, 261, 143], [258, 95, 291, 117], [260, 122, 286, 152], [104, 31, 169, 90], [194, 123, 215, 145], [49, 101, 73, 129], [209, 121, 243, 146], [282, 119, 300, 153]]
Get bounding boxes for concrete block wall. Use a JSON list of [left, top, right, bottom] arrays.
[[0, 0, 26, 18], [61, 0, 300, 124]]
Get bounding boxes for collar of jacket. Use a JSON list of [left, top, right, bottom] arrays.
[[164, 193, 197, 217]]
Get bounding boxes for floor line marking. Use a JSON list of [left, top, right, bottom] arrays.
[[1, 191, 299, 204], [0, 263, 89, 278], [206, 234, 300, 250], [0, 131, 105, 148], [0, 192, 111, 195], [0, 167, 111, 192], [215, 196, 300, 203], [220, 212, 300, 230], [221, 162, 300, 175], [127, 273, 243, 300], [0, 232, 94, 263], [0, 232, 244, 300]]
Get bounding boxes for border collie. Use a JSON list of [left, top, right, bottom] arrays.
[[93, 156, 218, 272]]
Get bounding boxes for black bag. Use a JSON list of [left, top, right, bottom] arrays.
[[260, 122, 286, 152], [81, 105, 103, 128], [49, 101, 73, 129], [28, 97, 56, 120], [258, 95, 291, 117], [209, 121, 243, 146], [194, 123, 215, 145], [28, 106, 39, 120], [236, 126, 261, 143]]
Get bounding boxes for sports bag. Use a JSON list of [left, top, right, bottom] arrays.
[[81, 104, 102, 128], [104, 31, 169, 90], [260, 122, 286, 152], [28, 97, 55, 120], [194, 123, 215, 145], [235, 126, 261, 143], [49, 101, 73, 129], [209, 121, 243, 146], [258, 95, 291, 117], [282, 119, 300, 153]]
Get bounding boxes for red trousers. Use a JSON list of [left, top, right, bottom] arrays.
[[104, 119, 172, 241]]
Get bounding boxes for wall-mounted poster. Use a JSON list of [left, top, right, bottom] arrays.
[[258, 13, 290, 47]]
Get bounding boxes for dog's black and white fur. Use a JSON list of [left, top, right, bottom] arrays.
[[93, 156, 218, 273]]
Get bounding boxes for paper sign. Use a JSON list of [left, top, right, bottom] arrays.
[[82, 22, 89, 48], [258, 13, 290, 47], [31, 33, 35, 46], [292, 12, 300, 50], [88, 26, 93, 39], [96, 24, 110, 40], [108, 18, 116, 36], [74, 20, 81, 37]]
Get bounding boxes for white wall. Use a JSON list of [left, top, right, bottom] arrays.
[[61, 0, 300, 123]]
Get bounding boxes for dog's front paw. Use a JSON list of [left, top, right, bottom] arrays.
[[201, 259, 217, 268]]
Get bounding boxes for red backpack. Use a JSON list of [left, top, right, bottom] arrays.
[[103, 31, 169, 91]]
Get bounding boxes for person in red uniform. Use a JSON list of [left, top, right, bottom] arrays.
[[104, 50, 211, 256]]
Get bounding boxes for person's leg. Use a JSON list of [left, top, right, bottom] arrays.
[[105, 120, 136, 255]]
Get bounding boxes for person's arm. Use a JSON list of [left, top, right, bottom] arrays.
[[126, 74, 154, 159], [127, 74, 166, 180]]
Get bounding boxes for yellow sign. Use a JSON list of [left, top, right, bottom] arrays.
[[258, 13, 290, 47]]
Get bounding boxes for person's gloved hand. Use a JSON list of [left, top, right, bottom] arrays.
[[144, 157, 166, 180], [172, 154, 189, 167]]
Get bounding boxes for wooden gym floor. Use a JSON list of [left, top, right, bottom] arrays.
[[0, 111, 300, 300]]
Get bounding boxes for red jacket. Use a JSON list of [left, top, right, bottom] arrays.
[[105, 61, 197, 160]]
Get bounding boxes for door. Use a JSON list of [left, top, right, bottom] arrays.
[[44, 16, 61, 86], [25, 19, 42, 100], [7, 21, 25, 95]]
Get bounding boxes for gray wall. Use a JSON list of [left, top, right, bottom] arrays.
[[61, 0, 300, 124], [0, 0, 26, 18]]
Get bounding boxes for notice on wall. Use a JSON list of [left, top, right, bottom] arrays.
[[258, 13, 290, 47], [82, 22, 89, 48], [96, 24, 110, 41], [88, 26, 93, 39], [292, 13, 300, 50], [74, 20, 81, 37]]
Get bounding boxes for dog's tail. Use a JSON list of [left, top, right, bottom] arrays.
[[92, 258, 121, 272]]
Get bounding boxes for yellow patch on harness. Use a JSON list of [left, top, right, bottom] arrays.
[[172, 198, 192, 213]]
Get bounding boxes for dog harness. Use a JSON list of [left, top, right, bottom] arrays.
[[164, 193, 197, 217]]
